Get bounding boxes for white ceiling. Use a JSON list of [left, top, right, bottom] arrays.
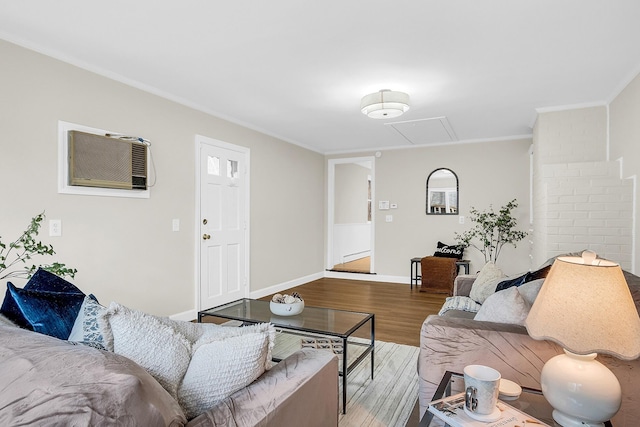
[[2, 1, 640, 154]]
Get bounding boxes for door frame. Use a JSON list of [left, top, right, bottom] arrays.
[[327, 156, 376, 272], [194, 135, 251, 311]]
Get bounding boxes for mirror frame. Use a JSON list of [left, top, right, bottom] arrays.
[[425, 168, 459, 215]]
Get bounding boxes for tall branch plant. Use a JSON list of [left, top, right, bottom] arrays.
[[0, 212, 77, 281], [455, 199, 527, 264]]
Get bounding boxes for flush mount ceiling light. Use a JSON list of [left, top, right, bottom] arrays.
[[360, 89, 410, 119]]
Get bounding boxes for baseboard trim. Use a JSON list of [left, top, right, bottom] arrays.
[[324, 270, 409, 284], [249, 271, 325, 300], [169, 309, 198, 322]]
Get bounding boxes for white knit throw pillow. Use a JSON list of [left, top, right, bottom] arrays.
[[469, 262, 506, 304], [100, 302, 192, 399], [178, 323, 275, 419], [99, 302, 275, 420]]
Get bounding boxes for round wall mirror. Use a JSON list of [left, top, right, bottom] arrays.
[[426, 168, 458, 215]]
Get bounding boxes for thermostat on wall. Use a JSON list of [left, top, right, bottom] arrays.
[[379, 201, 390, 210]]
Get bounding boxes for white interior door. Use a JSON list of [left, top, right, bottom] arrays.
[[198, 138, 249, 310]]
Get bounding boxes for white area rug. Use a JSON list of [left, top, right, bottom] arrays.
[[338, 340, 419, 427], [231, 325, 418, 426]]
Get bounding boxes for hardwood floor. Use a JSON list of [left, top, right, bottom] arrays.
[[330, 256, 371, 273], [259, 277, 447, 347]]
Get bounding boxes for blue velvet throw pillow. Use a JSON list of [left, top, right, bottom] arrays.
[[494, 272, 529, 292], [2, 283, 85, 339], [494, 264, 552, 292], [0, 269, 86, 340], [25, 268, 85, 294]]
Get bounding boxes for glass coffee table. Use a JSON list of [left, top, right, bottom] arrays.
[[419, 371, 613, 427], [198, 298, 375, 414]]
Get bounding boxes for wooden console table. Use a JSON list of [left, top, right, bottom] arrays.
[[410, 257, 470, 289]]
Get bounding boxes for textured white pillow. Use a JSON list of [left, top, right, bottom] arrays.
[[99, 302, 192, 399], [156, 315, 226, 343], [178, 323, 275, 419], [469, 262, 506, 304], [438, 296, 482, 316], [100, 305, 228, 352], [99, 302, 275, 419], [474, 286, 530, 325], [517, 278, 545, 306]]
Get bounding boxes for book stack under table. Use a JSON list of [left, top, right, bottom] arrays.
[[427, 392, 549, 427]]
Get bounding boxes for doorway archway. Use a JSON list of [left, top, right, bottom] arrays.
[[327, 157, 375, 273]]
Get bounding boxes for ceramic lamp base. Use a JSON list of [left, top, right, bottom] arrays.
[[552, 410, 604, 427], [541, 350, 620, 426]]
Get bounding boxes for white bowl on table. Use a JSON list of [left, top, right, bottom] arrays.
[[270, 301, 304, 316]]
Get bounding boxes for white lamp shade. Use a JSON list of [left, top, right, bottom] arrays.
[[360, 90, 410, 119], [525, 252, 640, 426], [525, 255, 640, 360]]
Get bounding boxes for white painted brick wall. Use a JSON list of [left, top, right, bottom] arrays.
[[538, 161, 633, 270], [536, 107, 607, 164], [532, 106, 634, 271]]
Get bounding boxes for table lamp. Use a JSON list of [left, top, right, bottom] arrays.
[[525, 251, 640, 427]]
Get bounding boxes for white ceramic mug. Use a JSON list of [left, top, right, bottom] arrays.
[[463, 365, 501, 415]]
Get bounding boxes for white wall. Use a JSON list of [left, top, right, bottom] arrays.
[[329, 138, 533, 278], [334, 163, 370, 224], [535, 107, 607, 164], [331, 163, 371, 265], [610, 72, 640, 272], [332, 223, 371, 265], [9, 37, 639, 310], [0, 40, 325, 316]]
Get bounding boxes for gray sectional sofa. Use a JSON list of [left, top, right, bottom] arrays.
[[418, 269, 640, 427], [0, 268, 339, 426], [0, 321, 338, 426]]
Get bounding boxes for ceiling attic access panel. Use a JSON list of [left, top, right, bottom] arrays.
[[387, 117, 458, 145]]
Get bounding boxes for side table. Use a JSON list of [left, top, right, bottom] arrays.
[[411, 258, 470, 289], [419, 371, 613, 427]]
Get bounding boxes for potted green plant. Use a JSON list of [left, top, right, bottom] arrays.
[[0, 212, 77, 281], [455, 199, 527, 264]]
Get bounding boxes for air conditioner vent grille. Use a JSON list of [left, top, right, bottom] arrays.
[[69, 130, 147, 190], [131, 144, 147, 189]]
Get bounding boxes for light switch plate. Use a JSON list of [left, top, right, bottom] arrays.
[[386, 215, 393, 222]]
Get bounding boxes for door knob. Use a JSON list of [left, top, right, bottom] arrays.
[[203, 234, 211, 240]]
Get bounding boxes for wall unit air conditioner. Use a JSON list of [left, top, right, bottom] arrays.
[[68, 130, 148, 190]]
